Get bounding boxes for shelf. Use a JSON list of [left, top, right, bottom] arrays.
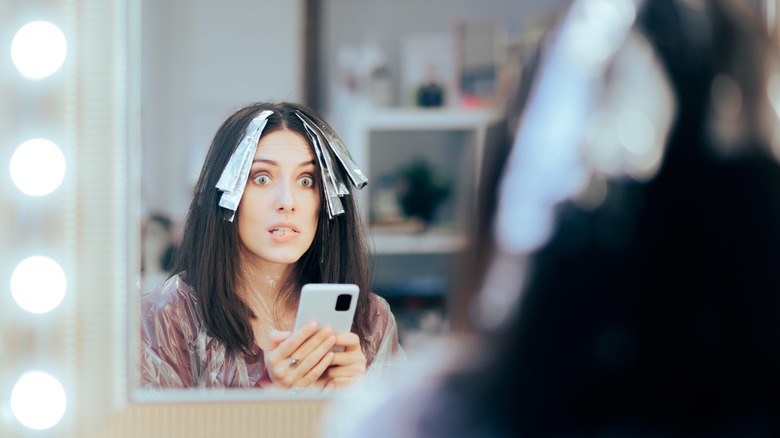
[[374, 276, 447, 298], [330, 105, 495, 307], [351, 106, 501, 131], [369, 229, 468, 254]]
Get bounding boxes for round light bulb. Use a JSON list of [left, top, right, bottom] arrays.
[[10, 371, 67, 430], [10, 139, 66, 196], [10, 21, 67, 80], [10, 256, 67, 314]]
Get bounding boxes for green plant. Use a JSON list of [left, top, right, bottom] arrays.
[[396, 157, 451, 224]]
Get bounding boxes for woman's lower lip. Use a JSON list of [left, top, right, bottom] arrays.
[[269, 230, 299, 243]]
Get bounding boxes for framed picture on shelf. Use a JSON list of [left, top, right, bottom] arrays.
[[454, 19, 505, 107], [400, 32, 457, 108]]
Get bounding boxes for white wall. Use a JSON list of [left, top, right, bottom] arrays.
[[141, 0, 304, 223]]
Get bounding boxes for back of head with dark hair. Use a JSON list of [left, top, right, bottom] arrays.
[[428, 1, 780, 436]]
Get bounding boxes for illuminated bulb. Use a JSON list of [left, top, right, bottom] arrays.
[[10, 256, 67, 314], [10, 21, 67, 80], [10, 139, 66, 196], [10, 371, 67, 430]]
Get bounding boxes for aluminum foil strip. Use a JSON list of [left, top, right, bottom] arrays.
[[301, 120, 345, 218], [215, 110, 273, 221], [295, 110, 368, 189]]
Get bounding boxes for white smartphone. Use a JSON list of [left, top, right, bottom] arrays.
[[293, 283, 360, 338]]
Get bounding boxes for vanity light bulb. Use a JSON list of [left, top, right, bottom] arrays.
[[10, 256, 67, 314], [10, 139, 66, 196], [10, 371, 67, 430], [11, 21, 67, 80]]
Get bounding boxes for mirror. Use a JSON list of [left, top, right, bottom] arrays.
[[135, 0, 574, 397]]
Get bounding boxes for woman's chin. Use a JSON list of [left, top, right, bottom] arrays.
[[260, 251, 307, 267]]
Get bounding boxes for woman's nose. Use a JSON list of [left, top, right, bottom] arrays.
[[275, 181, 295, 212]]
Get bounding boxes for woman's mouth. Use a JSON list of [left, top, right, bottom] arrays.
[[270, 227, 295, 236], [268, 224, 300, 242]]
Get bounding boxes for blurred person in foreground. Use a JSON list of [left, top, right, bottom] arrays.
[[324, 0, 780, 435]]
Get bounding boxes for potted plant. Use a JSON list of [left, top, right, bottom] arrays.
[[396, 157, 451, 229]]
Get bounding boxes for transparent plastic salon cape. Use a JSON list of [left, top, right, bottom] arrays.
[[140, 274, 405, 389]]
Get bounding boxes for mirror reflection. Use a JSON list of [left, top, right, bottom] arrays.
[[137, 0, 570, 393], [140, 102, 404, 389]]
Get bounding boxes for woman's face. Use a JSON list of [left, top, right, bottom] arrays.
[[236, 128, 320, 270]]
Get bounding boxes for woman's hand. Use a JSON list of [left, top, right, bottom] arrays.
[[323, 332, 367, 389], [264, 322, 337, 390]]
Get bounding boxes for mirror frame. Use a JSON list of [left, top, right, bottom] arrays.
[[72, 0, 330, 435]]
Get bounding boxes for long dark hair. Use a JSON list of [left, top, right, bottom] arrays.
[[438, 1, 780, 436], [170, 102, 372, 355]]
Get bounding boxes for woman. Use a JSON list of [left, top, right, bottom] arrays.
[[141, 102, 403, 389]]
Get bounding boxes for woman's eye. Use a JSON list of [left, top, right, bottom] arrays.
[[253, 175, 271, 185], [298, 176, 314, 188]]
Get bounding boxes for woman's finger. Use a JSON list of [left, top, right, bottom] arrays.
[[329, 334, 365, 367], [267, 330, 291, 350], [293, 351, 334, 389], [333, 332, 360, 350], [325, 363, 364, 379], [288, 326, 335, 363], [326, 377, 357, 389], [274, 321, 319, 358], [329, 349, 364, 366], [284, 331, 336, 377], [271, 329, 335, 384]]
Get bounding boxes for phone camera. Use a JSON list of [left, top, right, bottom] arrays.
[[335, 294, 352, 311]]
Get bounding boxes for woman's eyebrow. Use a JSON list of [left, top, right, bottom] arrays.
[[252, 158, 278, 166], [251, 159, 316, 168]]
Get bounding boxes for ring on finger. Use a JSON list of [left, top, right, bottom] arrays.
[[289, 356, 300, 368]]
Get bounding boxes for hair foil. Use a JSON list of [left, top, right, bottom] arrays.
[[296, 110, 368, 219], [296, 110, 368, 189], [302, 122, 345, 218], [216, 110, 273, 221]]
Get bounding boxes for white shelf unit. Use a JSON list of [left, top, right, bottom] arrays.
[[369, 230, 469, 255], [331, 105, 502, 346], [336, 106, 502, 256]]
